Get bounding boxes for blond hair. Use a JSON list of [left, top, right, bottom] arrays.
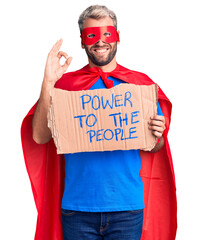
[[78, 5, 117, 33]]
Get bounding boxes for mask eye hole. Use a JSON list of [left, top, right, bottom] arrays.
[[104, 32, 111, 37], [87, 34, 95, 38]]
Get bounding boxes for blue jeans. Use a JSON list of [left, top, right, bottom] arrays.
[[62, 209, 143, 240]]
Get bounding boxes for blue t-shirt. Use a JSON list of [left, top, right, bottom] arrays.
[[61, 76, 163, 212]]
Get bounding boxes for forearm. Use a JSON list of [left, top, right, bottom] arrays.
[[32, 39, 72, 144], [150, 136, 164, 153], [32, 80, 52, 144]]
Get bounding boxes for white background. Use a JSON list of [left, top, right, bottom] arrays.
[[0, 0, 197, 239]]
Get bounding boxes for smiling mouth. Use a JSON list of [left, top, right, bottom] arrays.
[[93, 48, 109, 54]]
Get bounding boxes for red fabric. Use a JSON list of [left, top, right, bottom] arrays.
[[156, 137, 161, 145], [81, 26, 119, 45], [21, 63, 177, 240]]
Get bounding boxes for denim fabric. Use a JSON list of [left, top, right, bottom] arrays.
[[62, 209, 143, 240]]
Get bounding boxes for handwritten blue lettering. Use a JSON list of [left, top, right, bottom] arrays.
[[109, 112, 121, 127], [114, 128, 122, 141], [96, 129, 104, 141], [119, 113, 128, 127], [86, 114, 97, 127], [74, 115, 86, 128], [80, 91, 133, 111], [80, 94, 91, 110], [86, 130, 96, 143], [115, 94, 123, 107], [124, 91, 132, 107], [103, 129, 114, 141], [92, 95, 100, 110], [131, 111, 140, 124], [101, 94, 114, 109], [129, 127, 138, 139]]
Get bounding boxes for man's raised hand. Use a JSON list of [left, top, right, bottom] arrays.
[[44, 39, 72, 87]]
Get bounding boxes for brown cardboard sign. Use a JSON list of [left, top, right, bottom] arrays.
[[48, 83, 158, 154]]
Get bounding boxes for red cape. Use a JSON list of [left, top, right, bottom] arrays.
[[21, 64, 177, 240]]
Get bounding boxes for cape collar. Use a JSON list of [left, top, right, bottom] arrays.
[[83, 64, 120, 88]]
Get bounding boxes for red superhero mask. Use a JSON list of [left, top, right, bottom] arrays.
[[81, 26, 120, 45]]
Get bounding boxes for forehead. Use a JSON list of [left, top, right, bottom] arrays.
[[83, 17, 114, 29]]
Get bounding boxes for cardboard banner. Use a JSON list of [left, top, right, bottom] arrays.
[[48, 83, 158, 154]]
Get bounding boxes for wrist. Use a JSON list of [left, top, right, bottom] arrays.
[[39, 80, 52, 101], [42, 76, 56, 91], [43, 76, 56, 86]]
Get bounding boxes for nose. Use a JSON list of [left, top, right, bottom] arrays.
[[95, 39, 104, 45]]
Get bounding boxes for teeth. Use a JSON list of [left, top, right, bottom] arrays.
[[95, 49, 107, 53]]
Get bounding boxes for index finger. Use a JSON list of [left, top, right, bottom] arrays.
[[50, 38, 63, 55], [150, 115, 165, 123]]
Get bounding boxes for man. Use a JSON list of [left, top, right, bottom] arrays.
[[21, 5, 177, 240]]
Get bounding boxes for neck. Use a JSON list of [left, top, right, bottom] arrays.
[[88, 56, 117, 72]]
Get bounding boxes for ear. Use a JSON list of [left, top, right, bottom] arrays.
[[117, 30, 120, 45], [80, 34, 85, 49], [81, 40, 85, 49]]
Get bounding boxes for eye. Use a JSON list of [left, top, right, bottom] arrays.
[[104, 32, 111, 37], [87, 34, 95, 38]]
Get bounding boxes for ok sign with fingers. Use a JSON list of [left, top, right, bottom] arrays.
[[44, 39, 72, 87]]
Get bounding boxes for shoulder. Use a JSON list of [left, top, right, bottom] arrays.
[[117, 64, 155, 85], [55, 65, 89, 90]]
